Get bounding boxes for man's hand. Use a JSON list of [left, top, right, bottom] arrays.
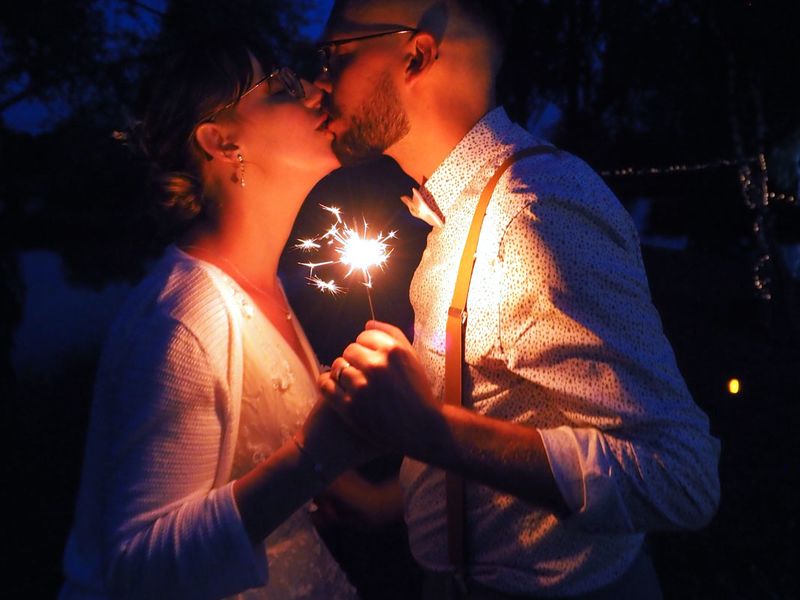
[[319, 320, 448, 460], [317, 322, 569, 513]]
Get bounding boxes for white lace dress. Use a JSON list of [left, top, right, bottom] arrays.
[[225, 275, 358, 600]]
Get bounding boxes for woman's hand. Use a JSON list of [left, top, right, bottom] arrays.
[[235, 398, 379, 544], [297, 393, 380, 480], [319, 320, 448, 461]]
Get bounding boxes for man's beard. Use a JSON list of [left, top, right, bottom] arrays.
[[330, 72, 410, 167]]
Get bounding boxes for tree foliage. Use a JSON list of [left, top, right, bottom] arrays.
[[1, 0, 317, 286], [499, 0, 799, 165], [1, 0, 797, 282]]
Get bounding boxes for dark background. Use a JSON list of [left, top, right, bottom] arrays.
[[2, 1, 798, 598]]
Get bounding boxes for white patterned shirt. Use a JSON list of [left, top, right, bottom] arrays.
[[398, 107, 720, 596]]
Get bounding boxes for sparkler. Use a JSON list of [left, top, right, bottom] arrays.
[[306, 275, 343, 295], [294, 204, 396, 319]]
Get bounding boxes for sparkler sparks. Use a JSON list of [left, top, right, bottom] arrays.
[[295, 205, 396, 318], [320, 204, 343, 225], [299, 260, 335, 274], [307, 276, 343, 295], [294, 239, 321, 251]]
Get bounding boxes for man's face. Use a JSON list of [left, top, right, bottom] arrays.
[[316, 15, 413, 166]]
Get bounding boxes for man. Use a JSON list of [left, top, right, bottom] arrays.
[[315, 1, 721, 597]]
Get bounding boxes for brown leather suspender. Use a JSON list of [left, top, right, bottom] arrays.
[[444, 146, 557, 584]]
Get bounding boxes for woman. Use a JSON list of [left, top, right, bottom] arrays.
[[60, 37, 372, 599]]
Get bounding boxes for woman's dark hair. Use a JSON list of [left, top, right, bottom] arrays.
[[132, 35, 274, 224]]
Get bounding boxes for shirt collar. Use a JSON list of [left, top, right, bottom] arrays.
[[418, 106, 519, 220]]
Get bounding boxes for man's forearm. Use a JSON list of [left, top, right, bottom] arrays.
[[419, 405, 570, 515]]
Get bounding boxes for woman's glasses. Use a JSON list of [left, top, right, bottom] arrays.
[[204, 67, 305, 123]]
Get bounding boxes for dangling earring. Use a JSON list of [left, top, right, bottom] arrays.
[[237, 153, 245, 187]]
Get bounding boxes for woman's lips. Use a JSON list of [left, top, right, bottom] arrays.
[[315, 113, 330, 131]]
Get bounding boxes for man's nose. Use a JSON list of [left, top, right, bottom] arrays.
[[301, 80, 324, 108], [314, 69, 332, 94]]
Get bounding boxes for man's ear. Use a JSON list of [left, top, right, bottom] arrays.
[[405, 32, 439, 84], [194, 122, 239, 162]]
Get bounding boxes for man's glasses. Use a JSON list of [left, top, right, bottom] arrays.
[[204, 67, 305, 123], [317, 27, 418, 74]]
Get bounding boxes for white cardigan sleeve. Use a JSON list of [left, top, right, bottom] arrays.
[[99, 312, 267, 599]]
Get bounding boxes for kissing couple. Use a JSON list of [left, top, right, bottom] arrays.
[[61, 1, 720, 599]]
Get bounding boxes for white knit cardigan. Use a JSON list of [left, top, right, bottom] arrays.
[[61, 247, 268, 600]]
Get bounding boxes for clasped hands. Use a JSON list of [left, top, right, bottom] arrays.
[[318, 320, 447, 461]]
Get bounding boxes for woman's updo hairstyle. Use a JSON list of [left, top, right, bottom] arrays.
[[132, 31, 274, 224]]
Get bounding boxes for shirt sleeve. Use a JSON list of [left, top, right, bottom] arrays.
[[497, 165, 720, 534], [100, 313, 267, 599]]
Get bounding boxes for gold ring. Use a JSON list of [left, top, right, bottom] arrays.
[[334, 360, 350, 384]]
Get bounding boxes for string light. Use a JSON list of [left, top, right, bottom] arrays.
[[601, 154, 797, 303], [768, 191, 797, 205], [600, 157, 749, 178], [600, 157, 796, 206], [740, 153, 775, 301]]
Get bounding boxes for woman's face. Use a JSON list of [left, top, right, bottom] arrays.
[[231, 58, 340, 181]]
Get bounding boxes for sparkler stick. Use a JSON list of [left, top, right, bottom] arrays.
[[294, 205, 396, 319]]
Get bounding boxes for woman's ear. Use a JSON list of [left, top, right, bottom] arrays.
[[405, 32, 439, 84], [195, 122, 239, 163]]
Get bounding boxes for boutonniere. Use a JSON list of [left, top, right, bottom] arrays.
[[400, 188, 445, 229]]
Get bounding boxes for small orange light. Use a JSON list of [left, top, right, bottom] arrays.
[[727, 378, 740, 394]]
